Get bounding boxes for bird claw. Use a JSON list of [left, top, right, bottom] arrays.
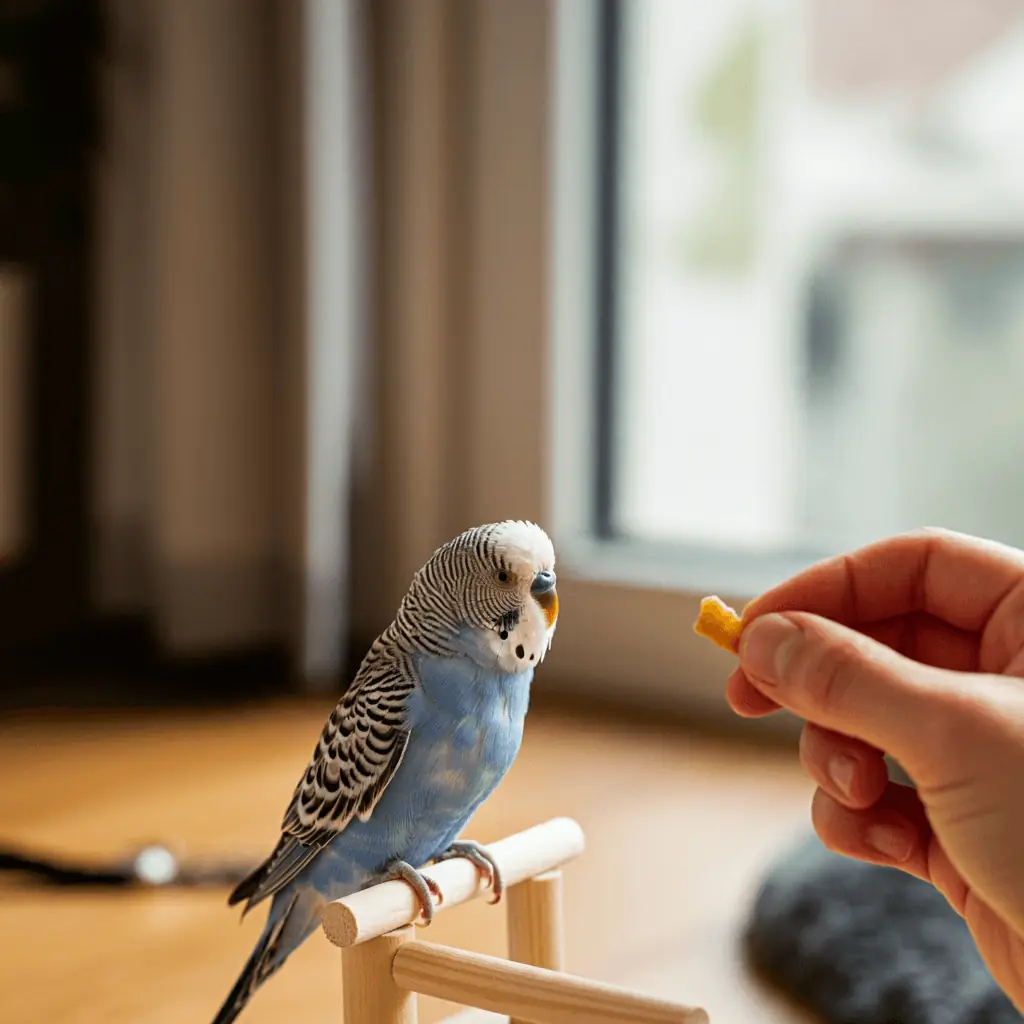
[[382, 860, 443, 925], [436, 840, 504, 905]]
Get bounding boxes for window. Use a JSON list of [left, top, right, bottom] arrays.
[[606, 0, 1024, 556], [544, 0, 1024, 720]]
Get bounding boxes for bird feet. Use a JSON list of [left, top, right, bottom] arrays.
[[382, 859, 444, 925], [435, 840, 504, 905]]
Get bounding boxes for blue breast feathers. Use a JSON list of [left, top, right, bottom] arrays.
[[399, 646, 534, 856], [306, 637, 534, 896]]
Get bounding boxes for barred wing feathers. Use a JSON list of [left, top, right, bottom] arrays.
[[228, 648, 414, 913]]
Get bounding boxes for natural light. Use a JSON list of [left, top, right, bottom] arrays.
[[615, 0, 1024, 555]]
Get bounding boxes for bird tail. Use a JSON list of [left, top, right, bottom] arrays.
[[211, 889, 317, 1024], [227, 857, 270, 912], [228, 834, 286, 912]]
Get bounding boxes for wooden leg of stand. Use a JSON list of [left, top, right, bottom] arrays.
[[341, 925, 417, 1024], [507, 870, 565, 1024]]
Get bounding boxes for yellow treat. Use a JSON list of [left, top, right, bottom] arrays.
[[693, 595, 743, 653]]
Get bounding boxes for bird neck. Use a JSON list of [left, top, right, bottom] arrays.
[[412, 649, 533, 724]]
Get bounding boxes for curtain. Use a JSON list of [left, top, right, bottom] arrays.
[[91, 0, 370, 687]]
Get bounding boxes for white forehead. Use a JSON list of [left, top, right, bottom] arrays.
[[491, 520, 555, 574]]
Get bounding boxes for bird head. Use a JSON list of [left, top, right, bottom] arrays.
[[409, 520, 558, 673]]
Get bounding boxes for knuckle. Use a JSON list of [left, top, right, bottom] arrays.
[[797, 722, 825, 766], [797, 725, 817, 771], [794, 635, 862, 719], [985, 576, 1024, 673], [798, 726, 833, 786], [809, 788, 846, 852]]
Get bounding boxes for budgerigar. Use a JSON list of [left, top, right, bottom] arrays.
[[210, 520, 559, 1024]]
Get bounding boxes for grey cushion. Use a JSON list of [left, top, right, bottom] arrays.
[[744, 832, 1021, 1024]]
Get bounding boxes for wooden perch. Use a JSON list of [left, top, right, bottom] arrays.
[[392, 941, 710, 1024], [325, 815, 711, 1023], [321, 817, 585, 948]]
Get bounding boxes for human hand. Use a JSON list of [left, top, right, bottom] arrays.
[[725, 528, 1024, 1009]]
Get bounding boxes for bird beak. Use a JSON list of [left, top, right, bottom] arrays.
[[531, 570, 558, 628], [531, 570, 556, 596]]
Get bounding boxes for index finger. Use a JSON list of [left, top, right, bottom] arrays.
[[743, 528, 1024, 634]]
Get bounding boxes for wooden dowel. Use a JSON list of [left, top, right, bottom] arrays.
[[508, 868, 564, 965], [391, 941, 710, 1024], [508, 871, 565, 1024], [341, 925, 417, 1024], [322, 817, 585, 948]]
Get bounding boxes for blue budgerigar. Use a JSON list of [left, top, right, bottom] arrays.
[[210, 520, 559, 1024]]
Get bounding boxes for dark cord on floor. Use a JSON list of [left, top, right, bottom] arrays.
[[0, 842, 256, 889]]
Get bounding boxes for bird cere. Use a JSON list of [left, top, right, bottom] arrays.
[[693, 595, 743, 653], [211, 520, 558, 1024]]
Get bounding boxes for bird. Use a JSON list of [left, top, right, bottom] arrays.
[[210, 519, 559, 1024]]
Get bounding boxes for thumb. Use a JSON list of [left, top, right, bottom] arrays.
[[739, 611, 956, 766]]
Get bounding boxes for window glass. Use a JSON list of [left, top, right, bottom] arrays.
[[613, 0, 1024, 554]]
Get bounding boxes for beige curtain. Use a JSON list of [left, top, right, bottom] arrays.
[[351, 0, 553, 632], [91, 0, 551, 682], [91, 0, 370, 688]]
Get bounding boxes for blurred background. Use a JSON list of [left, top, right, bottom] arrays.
[[2, 0, 1024, 1021], [3, 0, 1024, 713]]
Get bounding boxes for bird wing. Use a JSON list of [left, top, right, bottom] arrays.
[[229, 659, 413, 912]]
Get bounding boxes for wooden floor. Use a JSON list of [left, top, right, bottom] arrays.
[[0, 698, 816, 1024]]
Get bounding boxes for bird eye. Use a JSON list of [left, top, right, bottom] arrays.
[[496, 569, 510, 584]]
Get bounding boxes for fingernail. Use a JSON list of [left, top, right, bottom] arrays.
[[740, 614, 802, 685], [866, 818, 916, 863], [829, 754, 857, 799]]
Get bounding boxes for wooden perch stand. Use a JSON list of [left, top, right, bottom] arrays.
[[321, 817, 709, 1024]]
